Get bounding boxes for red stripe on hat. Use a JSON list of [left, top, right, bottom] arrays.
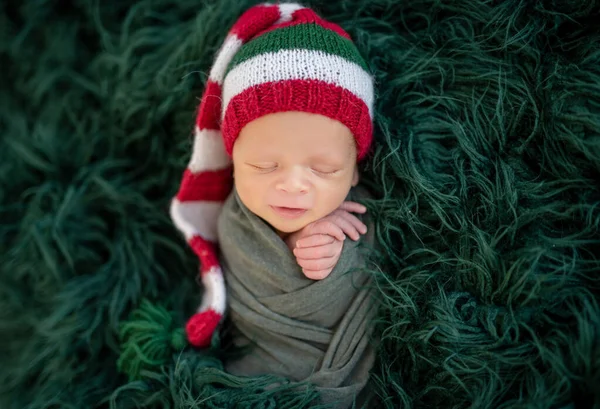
[[189, 235, 219, 273], [222, 79, 372, 160], [254, 8, 351, 40], [176, 167, 233, 202], [186, 309, 222, 347], [229, 4, 281, 42], [196, 81, 222, 130]]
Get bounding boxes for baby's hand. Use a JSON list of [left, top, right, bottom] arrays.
[[287, 202, 367, 280]]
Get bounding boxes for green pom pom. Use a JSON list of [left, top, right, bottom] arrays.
[[116, 299, 187, 381]]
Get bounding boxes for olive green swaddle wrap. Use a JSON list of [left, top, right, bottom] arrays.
[[217, 186, 377, 408]]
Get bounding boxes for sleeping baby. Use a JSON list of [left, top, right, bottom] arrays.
[[170, 3, 377, 408]]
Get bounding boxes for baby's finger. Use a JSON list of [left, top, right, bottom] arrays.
[[328, 212, 361, 241], [338, 201, 367, 214], [295, 234, 335, 249], [294, 243, 338, 260], [337, 210, 368, 235], [297, 257, 337, 272], [303, 268, 332, 280], [303, 220, 345, 241]]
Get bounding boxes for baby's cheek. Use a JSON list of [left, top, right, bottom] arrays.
[[315, 181, 353, 216], [235, 176, 263, 211]]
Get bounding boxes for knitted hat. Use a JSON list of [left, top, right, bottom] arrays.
[[170, 2, 375, 347]]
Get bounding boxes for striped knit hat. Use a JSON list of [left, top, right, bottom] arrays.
[[170, 2, 374, 347]]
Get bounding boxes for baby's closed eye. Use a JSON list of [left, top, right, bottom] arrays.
[[311, 167, 340, 176], [246, 162, 277, 173]]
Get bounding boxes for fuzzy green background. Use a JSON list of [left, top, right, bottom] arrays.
[[2, 0, 600, 408]]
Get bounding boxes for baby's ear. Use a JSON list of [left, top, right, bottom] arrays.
[[351, 167, 359, 186]]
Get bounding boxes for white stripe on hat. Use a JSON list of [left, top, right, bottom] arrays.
[[170, 199, 222, 241], [222, 49, 374, 119], [209, 34, 244, 84], [187, 127, 231, 173], [198, 266, 226, 314], [276, 3, 304, 24]]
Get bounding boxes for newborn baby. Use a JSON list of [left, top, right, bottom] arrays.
[[170, 3, 377, 407], [220, 110, 376, 407]]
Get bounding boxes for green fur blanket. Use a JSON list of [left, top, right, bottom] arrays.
[[1, 0, 599, 408]]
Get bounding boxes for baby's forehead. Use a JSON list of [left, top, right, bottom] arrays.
[[231, 111, 360, 164], [241, 144, 357, 165]]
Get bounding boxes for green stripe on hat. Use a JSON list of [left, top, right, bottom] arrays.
[[225, 23, 369, 77]]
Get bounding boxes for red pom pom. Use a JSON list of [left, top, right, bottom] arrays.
[[185, 309, 222, 348]]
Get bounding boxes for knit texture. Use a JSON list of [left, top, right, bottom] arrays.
[[220, 7, 374, 155], [170, 2, 375, 347]]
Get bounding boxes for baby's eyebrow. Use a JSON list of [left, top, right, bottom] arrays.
[[309, 159, 347, 168], [309, 151, 349, 161]]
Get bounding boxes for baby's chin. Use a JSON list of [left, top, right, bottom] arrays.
[[266, 217, 313, 235], [262, 210, 321, 235]]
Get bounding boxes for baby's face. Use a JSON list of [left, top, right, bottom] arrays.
[[232, 111, 359, 235]]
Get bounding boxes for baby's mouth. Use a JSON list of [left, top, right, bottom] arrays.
[[270, 206, 308, 219]]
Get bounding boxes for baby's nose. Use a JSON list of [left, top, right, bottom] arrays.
[[276, 168, 309, 194]]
